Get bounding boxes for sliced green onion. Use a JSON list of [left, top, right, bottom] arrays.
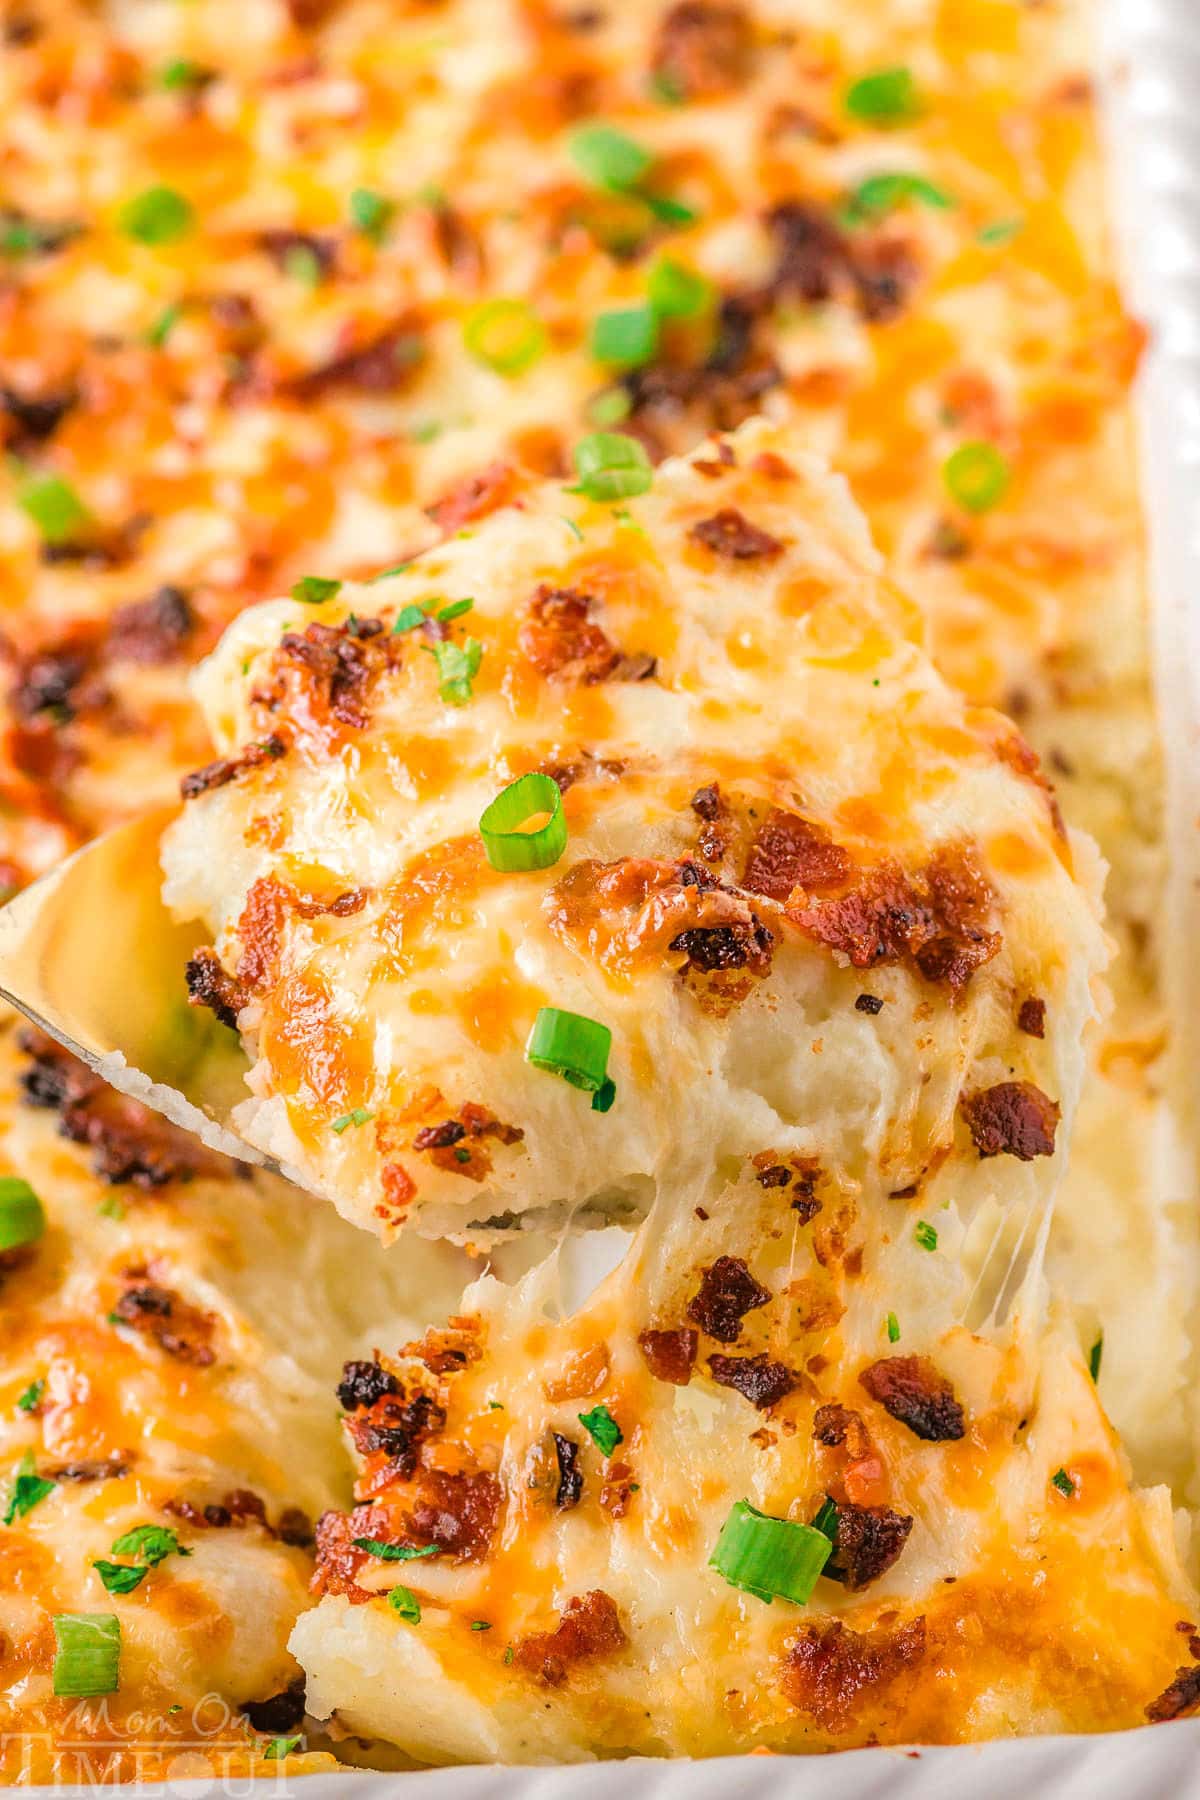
[[810, 1496, 839, 1540], [371, 560, 413, 584], [1088, 1333, 1103, 1383], [353, 1538, 440, 1562], [52, 1613, 121, 1697], [943, 441, 1010, 514], [16, 1379, 44, 1414], [569, 123, 653, 193], [886, 1311, 901, 1343], [291, 575, 342, 605], [591, 306, 659, 369], [437, 597, 474, 623], [470, 1619, 492, 1631], [118, 185, 194, 246], [591, 1076, 617, 1114], [97, 1196, 125, 1221], [844, 173, 952, 224], [1051, 1467, 1075, 1496], [425, 636, 482, 706], [578, 1403, 622, 1457], [844, 66, 921, 126], [332, 1108, 374, 1134], [526, 1006, 612, 1096], [709, 1499, 833, 1605], [479, 773, 567, 873], [109, 1524, 189, 1566], [914, 1220, 938, 1252], [349, 187, 395, 245], [145, 300, 182, 348], [463, 299, 546, 376], [93, 1559, 148, 1595], [18, 477, 89, 546], [3, 1449, 54, 1524], [160, 59, 209, 90], [392, 602, 426, 633], [0, 1177, 45, 1251], [570, 431, 653, 502], [587, 386, 633, 427], [264, 1737, 302, 1760], [977, 217, 1023, 246], [388, 1585, 421, 1622], [647, 257, 713, 319], [644, 191, 698, 227]]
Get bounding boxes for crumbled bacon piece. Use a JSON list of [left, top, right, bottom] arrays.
[[1017, 997, 1046, 1038], [0, 383, 76, 448], [311, 1505, 383, 1602], [185, 947, 249, 1030], [289, 323, 424, 399], [812, 1403, 873, 1459], [690, 783, 722, 822], [259, 229, 337, 279], [347, 1383, 446, 1478], [766, 201, 916, 326], [855, 994, 883, 1015], [106, 586, 194, 666], [708, 1352, 796, 1410], [337, 1361, 400, 1413], [859, 1355, 965, 1442], [9, 636, 104, 724], [553, 1433, 583, 1510], [243, 1685, 307, 1735], [637, 1327, 698, 1385], [166, 1488, 275, 1531], [960, 1081, 1059, 1161], [403, 1467, 502, 1562], [425, 461, 519, 535], [742, 808, 852, 903], [17, 1027, 234, 1187], [650, 1, 752, 99], [782, 1616, 926, 1730], [823, 1499, 913, 1590], [410, 1103, 523, 1180], [111, 1280, 216, 1366], [266, 618, 404, 733], [687, 1255, 771, 1343], [180, 735, 286, 800], [1146, 1665, 1200, 1723], [519, 585, 622, 684], [750, 1151, 822, 1221], [513, 1590, 627, 1686], [688, 507, 784, 561]]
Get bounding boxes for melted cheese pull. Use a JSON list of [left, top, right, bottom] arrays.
[[163, 422, 1105, 1247]]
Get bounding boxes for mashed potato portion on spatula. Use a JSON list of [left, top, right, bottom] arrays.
[[162, 423, 1105, 1250]]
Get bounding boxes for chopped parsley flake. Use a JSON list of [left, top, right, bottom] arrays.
[[3, 1450, 55, 1525], [332, 1108, 374, 1134], [886, 1311, 900, 1343], [470, 1620, 492, 1631], [578, 1403, 622, 1457], [392, 603, 426, 633], [19, 475, 90, 545], [350, 187, 396, 245], [1088, 1334, 1103, 1383], [425, 636, 482, 706], [388, 1585, 421, 1623], [16, 1379, 44, 1414], [291, 575, 342, 605], [844, 66, 921, 126], [1051, 1467, 1076, 1497], [437, 597, 474, 623], [914, 1220, 938, 1253], [119, 185, 195, 247], [93, 1560, 148, 1596], [264, 1737, 302, 1761], [353, 1538, 440, 1562]]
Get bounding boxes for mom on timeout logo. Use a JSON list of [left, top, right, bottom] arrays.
[[0, 1690, 311, 1792]]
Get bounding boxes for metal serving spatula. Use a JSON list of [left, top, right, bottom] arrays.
[[0, 805, 297, 1180]]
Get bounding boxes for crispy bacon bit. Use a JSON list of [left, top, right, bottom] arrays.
[[671, 859, 773, 979], [859, 1355, 965, 1442], [743, 809, 852, 903], [1146, 1665, 1200, 1724], [782, 1616, 926, 1730], [650, 1, 752, 99], [687, 1254, 771, 1343], [638, 1326, 698, 1385], [620, 296, 783, 457], [513, 1590, 627, 1686], [180, 735, 286, 801], [278, 1507, 315, 1547], [185, 947, 248, 1029], [411, 1104, 523, 1180], [1, 384, 76, 448], [381, 1162, 416, 1214], [751, 1150, 822, 1221], [543, 1342, 610, 1402], [812, 1403, 871, 1457], [708, 1352, 796, 1410], [17, 1027, 234, 1187], [855, 993, 884, 1016], [243, 1685, 307, 1735], [425, 461, 519, 535], [107, 586, 194, 665], [519, 585, 622, 684], [599, 1461, 636, 1519], [824, 1499, 913, 1590], [259, 228, 337, 279], [166, 1488, 277, 1531], [961, 1081, 1059, 1161], [786, 843, 1000, 993], [404, 1322, 482, 1377], [267, 618, 404, 733], [289, 323, 424, 400], [403, 1467, 502, 1562], [688, 507, 784, 561], [348, 1389, 446, 1478], [690, 783, 722, 822], [311, 1505, 382, 1602], [553, 1433, 583, 1510], [46, 1453, 130, 1483], [1017, 997, 1046, 1038], [766, 201, 915, 326], [9, 636, 103, 723], [112, 1280, 217, 1366]]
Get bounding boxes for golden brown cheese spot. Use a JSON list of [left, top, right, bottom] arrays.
[[781, 1616, 927, 1731], [512, 1589, 627, 1687], [961, 1081, 1060, 1160]]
